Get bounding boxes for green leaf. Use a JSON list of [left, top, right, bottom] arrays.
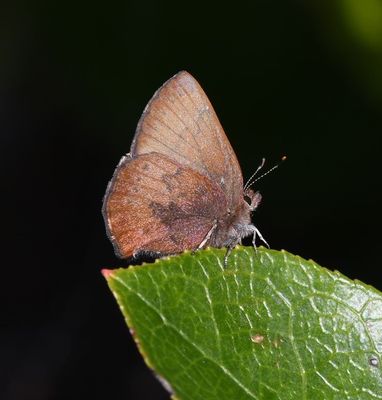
[[103, 247, 382, 399]]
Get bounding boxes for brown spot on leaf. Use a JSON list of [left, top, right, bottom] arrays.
[[251, 334, 265, 344]]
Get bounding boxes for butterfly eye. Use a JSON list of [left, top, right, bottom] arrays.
[[244, 195, 252, 205]]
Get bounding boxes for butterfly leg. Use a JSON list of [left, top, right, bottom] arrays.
[[224, 246, 234, 268], [223, 234, 241, 268], [252, 225, 270, 249], [196, 221, 218, 250]]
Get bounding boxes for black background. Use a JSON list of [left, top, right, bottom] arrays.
[[2, 1, 382, 399]]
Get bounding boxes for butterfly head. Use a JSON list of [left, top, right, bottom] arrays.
[[244, 188, 262, 212]]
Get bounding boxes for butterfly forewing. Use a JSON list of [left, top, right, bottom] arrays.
[[131, 71, 243, 211], [103, 152, 227, 257]]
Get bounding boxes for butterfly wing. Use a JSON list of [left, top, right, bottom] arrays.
[[131, 71, 243, 212], [102, 152, 227, 258]]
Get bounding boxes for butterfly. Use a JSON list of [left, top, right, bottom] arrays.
[[102, 71, 268, 265]]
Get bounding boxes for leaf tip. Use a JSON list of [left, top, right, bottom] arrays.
[[101, 268, 115, 279]]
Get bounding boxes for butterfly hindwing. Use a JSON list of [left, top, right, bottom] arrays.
[[103, 152, 227, 257]]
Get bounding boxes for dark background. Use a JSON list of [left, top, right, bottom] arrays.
[[2, 0, 382, 399]]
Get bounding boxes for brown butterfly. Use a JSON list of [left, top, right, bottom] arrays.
[[102, 71, 268, 265]]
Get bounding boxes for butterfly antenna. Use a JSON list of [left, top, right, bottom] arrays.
[[245, 156, 286, 191], [243, 158, 266, 191]]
